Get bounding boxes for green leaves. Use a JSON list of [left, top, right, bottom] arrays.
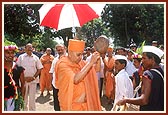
[[4, 39, 17, 46], [14, 90, 24, 111], [136, 41, 146, 55], [102, 4, 164, 47]]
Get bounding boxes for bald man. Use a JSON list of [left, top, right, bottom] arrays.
[[40, 48, 54, 96], [55, 39, 102, 111]]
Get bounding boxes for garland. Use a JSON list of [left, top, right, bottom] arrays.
[[14, 89, 24, 111], [4, 89, 24, 111], [4, 68, 24, 111]]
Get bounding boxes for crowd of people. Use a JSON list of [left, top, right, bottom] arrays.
[[4, 36, 164, 111]]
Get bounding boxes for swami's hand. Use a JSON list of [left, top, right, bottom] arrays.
[[90, 51, 100, 64], [100, 53, 106, 59]]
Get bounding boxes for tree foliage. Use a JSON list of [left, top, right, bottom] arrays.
[[102, 4, 164, 47], [4, 4, 42, 46], [4, 4, 77, 49], [4, 4, 164, 49], [78, 18, 112, 47]]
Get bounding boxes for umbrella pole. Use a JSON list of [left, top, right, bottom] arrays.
[[72, 27, 76, 38], [72, 33, 76, 38]]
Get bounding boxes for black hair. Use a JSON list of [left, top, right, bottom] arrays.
[[133, 58, 142, 63], [118, 59, 127, 67], [145, 52, 161, 65]]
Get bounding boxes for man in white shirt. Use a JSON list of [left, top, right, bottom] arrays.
[[16, 43, 43, 111], [113, 55, 133, 108], [49, 44, 66, 111], [125, 49, 136, 80]]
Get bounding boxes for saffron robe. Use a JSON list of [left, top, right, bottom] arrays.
[[55, 56, 101, 111]]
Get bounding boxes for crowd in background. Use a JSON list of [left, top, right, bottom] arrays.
[[4, 37, 164, 111]]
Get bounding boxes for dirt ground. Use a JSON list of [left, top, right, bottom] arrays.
[[35, 85, 113, 112]]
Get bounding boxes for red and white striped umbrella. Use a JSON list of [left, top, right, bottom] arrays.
[[38, 3, 105, 31]]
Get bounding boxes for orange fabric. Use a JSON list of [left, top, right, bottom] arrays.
[[107, 47, 113, 52], [55, 56, 101, 111], [68, 39, 85, 52], [104, 56, 115, 99], [94, 58, 101, 72], [40, 54, 54, 91]]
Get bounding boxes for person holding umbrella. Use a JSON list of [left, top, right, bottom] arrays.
[[55, 38, 102, 111]]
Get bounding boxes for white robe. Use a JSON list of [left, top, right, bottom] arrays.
[[114, 69, 134, 105], [125, 60, 136, 77], [49, 56, 59, 89]]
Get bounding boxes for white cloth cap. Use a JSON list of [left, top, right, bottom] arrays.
[[143, 46, 164, 59], [115, 55, 127, 61]]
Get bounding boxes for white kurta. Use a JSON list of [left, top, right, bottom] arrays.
[[125, 60, 136, 77], [114, 69, 134, 105], [49, 53, 67, 89], [49, 56, 59, 89]]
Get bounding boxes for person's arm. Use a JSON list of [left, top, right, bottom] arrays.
[[132, 75, 137, 89], [15, 55, 21, 66], [25, 56, 43, 82], [116, 76, 151, 106], [40, 56, 47, 65], [34, 56, 43, 79], [74, 51, 100, 84], [24, 69, 42, 82], [19, 72, 25, 98], [94, 58, 101, 72], [102, 57, 108, 69], [33, 69, 42, 80]]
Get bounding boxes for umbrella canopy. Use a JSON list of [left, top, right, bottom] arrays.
[[38, 3, 105, 31]]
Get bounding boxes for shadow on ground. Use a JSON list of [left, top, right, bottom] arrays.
[[100, 95, 113, 111], [49, 101, 54, 106], [36, 94, 52, 104]]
